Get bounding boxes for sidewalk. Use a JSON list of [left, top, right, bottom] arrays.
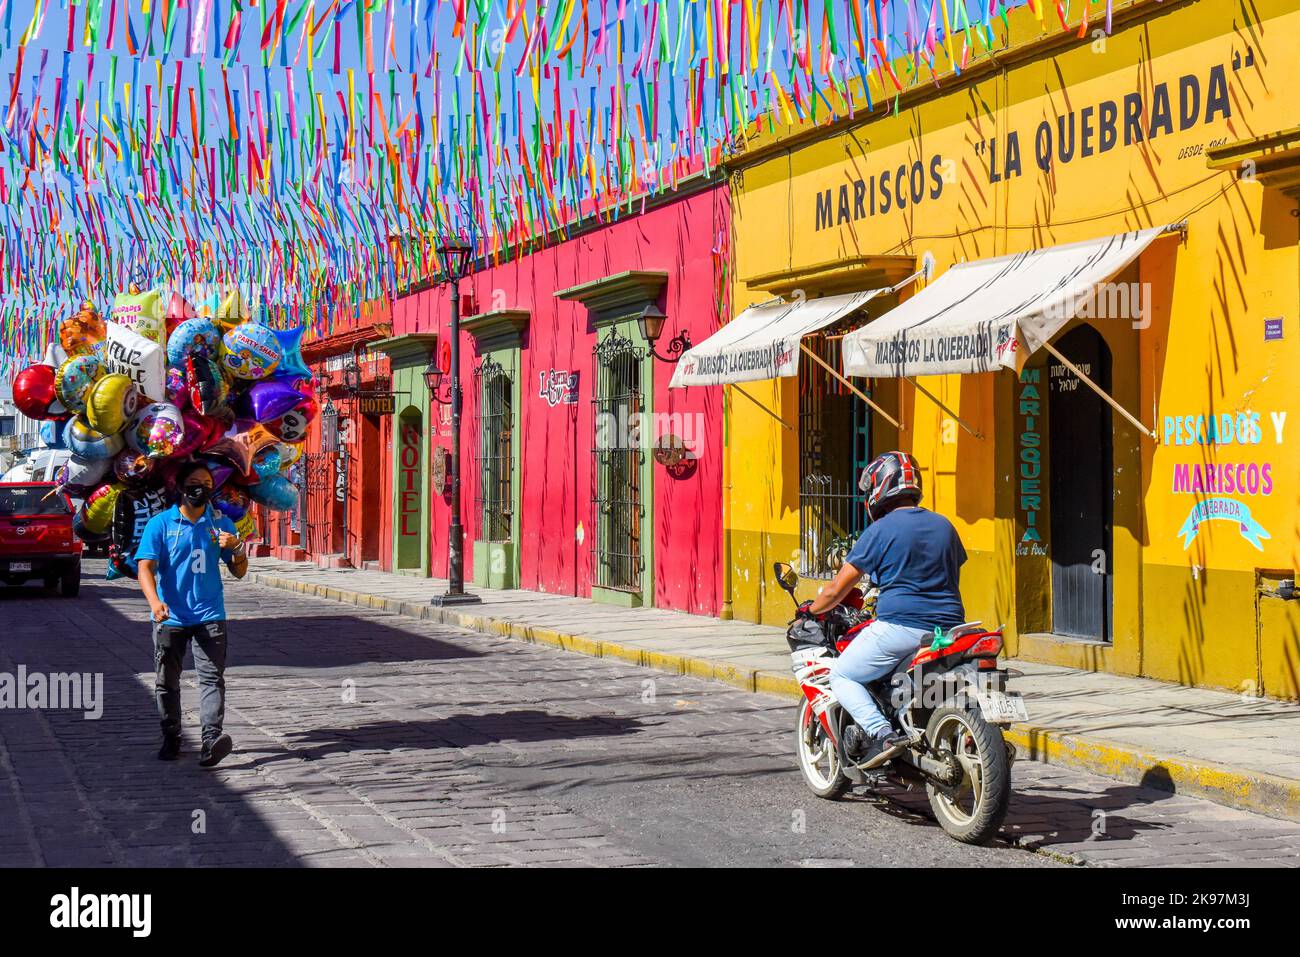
[[245, 558, 1300, 823]]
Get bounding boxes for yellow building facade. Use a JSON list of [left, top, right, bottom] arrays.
[[717, 0, 1300, 698]]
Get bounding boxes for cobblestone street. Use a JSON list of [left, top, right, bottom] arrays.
[[2, 565, 1298, 868]]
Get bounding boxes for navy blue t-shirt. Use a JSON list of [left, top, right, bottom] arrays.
[[844, 506, 967, 630]]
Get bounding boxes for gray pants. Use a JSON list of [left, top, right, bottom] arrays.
[[153, 621, 228, 744]]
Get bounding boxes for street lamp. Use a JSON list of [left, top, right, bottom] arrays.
[[638, 303, 692, 363], [430, 238, 481, 608]]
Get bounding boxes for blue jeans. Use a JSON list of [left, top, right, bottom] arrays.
[[829, 619, 930, 737]]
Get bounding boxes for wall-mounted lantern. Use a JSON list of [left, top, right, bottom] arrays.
[[320, 397, 340, 453], [638, 303, 692, 363], [422, 352, 452, 405]]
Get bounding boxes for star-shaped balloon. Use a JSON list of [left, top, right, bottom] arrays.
[[214, 286, 257, 331], [203, 421, 278, 476], [273, 325, 311, 380]]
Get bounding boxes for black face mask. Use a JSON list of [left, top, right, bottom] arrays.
[[183, 485, 212, 507]]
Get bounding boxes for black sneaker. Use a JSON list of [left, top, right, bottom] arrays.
[[157, 736, 181, 761], [844, 725, 907, 768], [198, 734, 233, 768]]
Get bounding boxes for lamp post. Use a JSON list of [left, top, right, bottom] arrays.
[[430, 239, 481, 607]]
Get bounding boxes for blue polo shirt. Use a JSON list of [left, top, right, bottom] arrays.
[[134, 505, 238, 626], [845, 506, 967, 631]]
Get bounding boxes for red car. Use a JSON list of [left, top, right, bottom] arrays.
[[0, 482, 83, 597]]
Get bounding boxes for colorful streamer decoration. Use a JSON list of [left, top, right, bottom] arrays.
[[0, 1, 1101, 375]]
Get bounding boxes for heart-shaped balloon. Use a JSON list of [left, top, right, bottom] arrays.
[[174, 410, 223, 458]]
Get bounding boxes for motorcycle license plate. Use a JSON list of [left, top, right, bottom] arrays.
[[976, 690, 1028, 724], [9, 562, 31, 572]]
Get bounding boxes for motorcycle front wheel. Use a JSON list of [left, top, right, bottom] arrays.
[[795, 699, 850, 799], [923, 704, 1011, 844]]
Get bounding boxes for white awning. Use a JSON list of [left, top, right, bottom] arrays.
[[669, 288, 885, 388], [840, 226, 1170, 378]]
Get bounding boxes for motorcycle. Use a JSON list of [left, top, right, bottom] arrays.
[[775, 562, 1027, 845]]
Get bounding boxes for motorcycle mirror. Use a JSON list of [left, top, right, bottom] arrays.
[[772, 562, 800, 594]]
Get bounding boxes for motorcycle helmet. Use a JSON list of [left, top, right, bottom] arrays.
[[858, 451, 923, 522]]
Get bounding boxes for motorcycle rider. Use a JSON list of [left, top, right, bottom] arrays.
[[805, 451, 967, 767]]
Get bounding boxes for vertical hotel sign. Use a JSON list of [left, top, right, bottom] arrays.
[[398, 421, 423, 539]]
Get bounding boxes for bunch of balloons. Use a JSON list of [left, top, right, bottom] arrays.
[[10, 286, 318, 579]]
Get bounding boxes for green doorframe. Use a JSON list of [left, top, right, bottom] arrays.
[[589, 319, 655, 608], [371, 333, 439, 579], [555, 271, 667, 610], [463, 310, 529, 591]]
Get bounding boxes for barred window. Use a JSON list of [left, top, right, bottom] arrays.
[[591, 329, 644, 593], [798, 330, 871, 578], [476, 355, 513, 544]]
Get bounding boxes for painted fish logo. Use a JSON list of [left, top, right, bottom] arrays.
[[1178, 496, 1271, 551]]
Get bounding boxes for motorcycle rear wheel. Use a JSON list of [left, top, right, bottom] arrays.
[[795, 699, 850, 799], [923, 705, 1011, 845]]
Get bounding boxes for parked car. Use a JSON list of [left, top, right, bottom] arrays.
[[0, 482, 83, 596]]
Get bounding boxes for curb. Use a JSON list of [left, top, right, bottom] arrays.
[[248, 570, 1300, 825]]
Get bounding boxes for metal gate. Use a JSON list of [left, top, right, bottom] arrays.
[[303, 451, 336, 558], [798, 333, 870, 577], [591, 329, 644, 593], [475, 354, 514, 543]]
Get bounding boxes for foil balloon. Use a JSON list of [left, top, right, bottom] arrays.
[[64, 416, 126, 460], [84, 374, 141, 435], [234, 509, 258, 541], [264, 397, 316, 442], [81, 483, 125, 535], [221, 323, 282, 380], [273, 326, 311, 380], [247, 474, 297, 511], [274, 440, 305, 468], [112, 449, 157, 485], [59, 301, 106, 357], [251, 446, 283, 480], [40, 420, 66, 449], [239, 376, 308, 423], [187, 353, 230, 416], [103, 319, 167, 401], [109, 287, 165, 342], [213, 484, 251, 522], [59, 455, 113, 494], [203, 422, 277, 476], [111, 486, 168, 554], [203, 461, 237, 490], [215, 286, 257, 330], [72, 507, 112, 544], [12, 363, 60, 419], [54, 354, 104, 414], [127, 402, 186, 458], [174, 410, 222, 458], [167, 318, 222, 367], [165, 366, 190, 409]]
